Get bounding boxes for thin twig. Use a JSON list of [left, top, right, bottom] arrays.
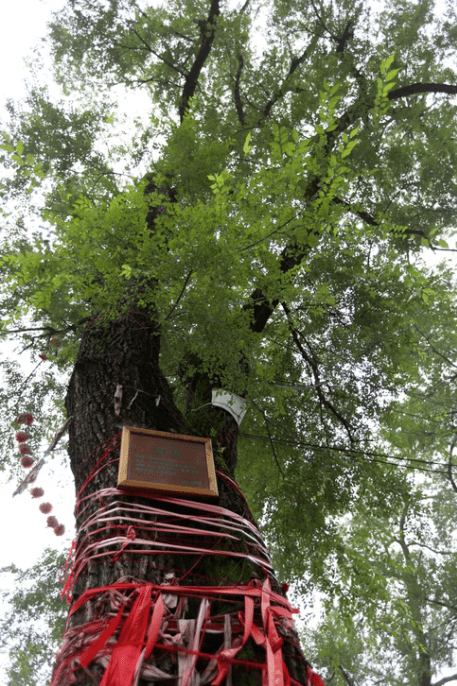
[[447, 437, 457, 495], [282, 303, 355, 443], [158, 270, 193, 327], [238, 213, 299, 253], [251, 400, 285, 478]]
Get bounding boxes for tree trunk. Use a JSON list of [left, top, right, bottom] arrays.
[[50, 308, 312, 686], [398, 512, 432, 686]]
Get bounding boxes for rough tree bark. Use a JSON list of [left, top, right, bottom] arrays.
[[52, 305, 312, 685]]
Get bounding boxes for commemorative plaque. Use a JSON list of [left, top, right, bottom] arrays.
[[117, 427, 218, 498]]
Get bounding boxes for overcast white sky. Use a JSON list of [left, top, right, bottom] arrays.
[[0, 6, 80, 682], [1, 0, 63, 102], [0, 0, 75, 573]]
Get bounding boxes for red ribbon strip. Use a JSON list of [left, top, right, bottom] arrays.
[[54, 465, 324, 686], [70, 580, 297, 618], [99, 585, 152, 686], [72, 579, 299, 686], [307, 664, 326, 686], [78, 603, 125, 669]]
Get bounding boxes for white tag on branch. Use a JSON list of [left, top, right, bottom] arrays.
[[114, 384, 123, 416], [211, 390, 247, 426]]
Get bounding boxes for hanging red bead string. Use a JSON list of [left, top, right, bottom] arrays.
[[14, 410, 67, 536]]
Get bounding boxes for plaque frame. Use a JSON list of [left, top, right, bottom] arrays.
[[117, 426, 218, 498]]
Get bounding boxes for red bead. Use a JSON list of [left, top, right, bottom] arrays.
[[17, 413, 34, 426], [15, 431, 29, 443]]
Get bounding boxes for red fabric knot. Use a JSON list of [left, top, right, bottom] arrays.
[[112, 526, 136, 562]]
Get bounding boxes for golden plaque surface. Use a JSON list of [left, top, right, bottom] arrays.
[[118, 426, 218, 498]]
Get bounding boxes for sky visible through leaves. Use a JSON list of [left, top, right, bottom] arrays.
[[0, 2, 75, 681]]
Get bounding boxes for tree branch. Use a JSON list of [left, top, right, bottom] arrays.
[[247, 228, 321, 334], [243, 78, 455, 336], [128, 27, 188, 77], [333, 196, 437, 244], [237, 0, 251, 13], [389, 83, 457, 101], [309, 0, 334, 38], [426, 596, 457, 614], [234, 54, 246, 125], [447, 437, 457, 495], [339, 665, 357, 686], [335, 20, 354, 54], [158, 270, 193, 327], [179, 0, 221, 121], [413, 324, 457, 370], [432, 673, 457, 686], [262, 42, 314, 119], [0, 318, 90, 338], [282, 303, 355, 442], [408, 540, 457, 556], [333, 196, 379, 227], [252, 401, 285, 477]]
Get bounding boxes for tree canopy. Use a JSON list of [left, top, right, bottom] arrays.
[[1, 0, 457, 683]]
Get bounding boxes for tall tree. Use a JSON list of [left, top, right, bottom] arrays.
[[304, 477, 457, 686], [1, 0, 457, 684], [0, 550, 67, 686]]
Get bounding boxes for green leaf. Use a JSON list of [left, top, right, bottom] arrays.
[[121, 263, 133, 279], [385, 69, 399, 82], [380, 53, 395, 75], [243, 132, 252, 155]]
